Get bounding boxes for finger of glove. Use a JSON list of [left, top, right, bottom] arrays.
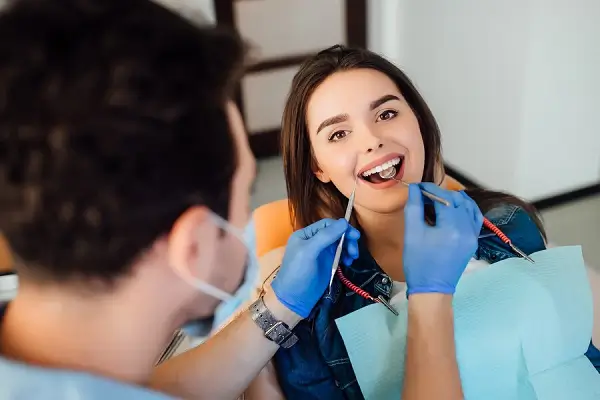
[[448, 190, 465, 208], [297, 218, 338, 240], [304, 218, 349, 255], [434, 186, 472, 225], [342, 236, 360, 260], [404, 184, 426, 227], [345, 225, 361, 241], [459, 191, 484, 232], [432, 192, 459, 225], [456, 190, 474, 223], [418, 182, 458, 207], [342, 254, 356, 266], [456, 194, 478, 243]]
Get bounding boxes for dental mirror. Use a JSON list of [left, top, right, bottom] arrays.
[[378, 167, 450, 207]]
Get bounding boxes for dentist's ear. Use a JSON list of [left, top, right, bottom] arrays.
[[167, 206, 219, 282]]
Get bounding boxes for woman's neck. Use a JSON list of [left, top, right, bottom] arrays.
[[356, 207, 406, 282]]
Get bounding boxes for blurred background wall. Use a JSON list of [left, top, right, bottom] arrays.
[[156, 0, 599, 265], [160, 0, 599, 198]]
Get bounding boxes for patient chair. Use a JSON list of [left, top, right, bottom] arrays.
[[0, 235, 14, 275]]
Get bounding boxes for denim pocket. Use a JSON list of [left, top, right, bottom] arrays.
[[325, 357, 364, 399]]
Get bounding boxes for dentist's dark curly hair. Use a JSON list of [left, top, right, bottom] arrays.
[[281, 45, 545, 240], [0, 0, 246, 284]]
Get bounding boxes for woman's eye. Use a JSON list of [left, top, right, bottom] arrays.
[[377, 110, 398, 121], [328, 130, 349, 142]]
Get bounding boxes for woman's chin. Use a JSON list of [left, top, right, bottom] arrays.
[[360, 190, 409, 214]]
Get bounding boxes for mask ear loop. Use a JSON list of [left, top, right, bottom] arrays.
[[174, 211, 251, 302], [203, 212, 260, 300], [209, 212, 261, 295], [189, 276, 234, 301]]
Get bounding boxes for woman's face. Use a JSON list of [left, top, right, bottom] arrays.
[[306, 68, 425, 214]]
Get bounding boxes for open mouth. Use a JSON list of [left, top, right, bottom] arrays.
[[359, 156, 404, 184]]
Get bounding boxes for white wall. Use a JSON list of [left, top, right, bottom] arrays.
[[157, 0, 216, 23], [0, 274, 17, 302], [368, 0, 404, 66], [517, 0, 600, 198], [159, 0, 600, 200], [160, 0, 345, 135], [235, 0, 345, 133], [369, 0, 600, 200]]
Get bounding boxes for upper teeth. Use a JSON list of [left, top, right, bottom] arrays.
[[362, 157, 402, 177]]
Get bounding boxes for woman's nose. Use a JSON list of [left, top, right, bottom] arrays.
[[362, 131, 383, 153], [353, 123, 384, 153], [366, 142, 383, 153], [357, 124, 384, 153]]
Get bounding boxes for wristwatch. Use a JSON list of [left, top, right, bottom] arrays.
[[249, 296, 299, 349]]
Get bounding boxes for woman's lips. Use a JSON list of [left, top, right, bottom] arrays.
[[356, 152, 404, 177], [358, 158, 405, 190]]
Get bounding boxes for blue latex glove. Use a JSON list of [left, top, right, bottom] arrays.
[[404, 183, 484, 296], [272, 218, 361, 318]]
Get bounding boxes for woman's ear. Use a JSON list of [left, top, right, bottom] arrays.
[[315, 170, 331, 183], [311, 157, 330, 183]]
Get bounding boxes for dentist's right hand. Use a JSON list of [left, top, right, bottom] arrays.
[[272, 218, 360, 319], [403, 183, 484, 296]]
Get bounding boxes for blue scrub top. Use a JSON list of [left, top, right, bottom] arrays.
[[0, 303, 175, 400]]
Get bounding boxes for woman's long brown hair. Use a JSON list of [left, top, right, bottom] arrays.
[[280, 45, 545, 240]]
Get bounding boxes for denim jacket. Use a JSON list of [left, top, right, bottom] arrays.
[[274, 204, 600, 399]]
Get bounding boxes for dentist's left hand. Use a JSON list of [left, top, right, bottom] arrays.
[[272, 218, 361, 318]]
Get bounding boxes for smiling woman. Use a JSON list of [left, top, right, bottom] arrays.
[[239, 44, 600, 400]]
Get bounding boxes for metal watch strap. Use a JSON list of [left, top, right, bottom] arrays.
[[249, 296, 299, 349]]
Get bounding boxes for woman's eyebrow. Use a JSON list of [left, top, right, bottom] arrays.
[[315, 94, 400, 134], [370, 94, 400, 110], [316, 113, 349, 134]]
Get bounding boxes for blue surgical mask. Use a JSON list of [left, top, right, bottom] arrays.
[[212, 252, 258, 329], [180, 214, 258, 337]]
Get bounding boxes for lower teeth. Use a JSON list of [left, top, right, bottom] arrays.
[[379, 166, 397, 180]]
